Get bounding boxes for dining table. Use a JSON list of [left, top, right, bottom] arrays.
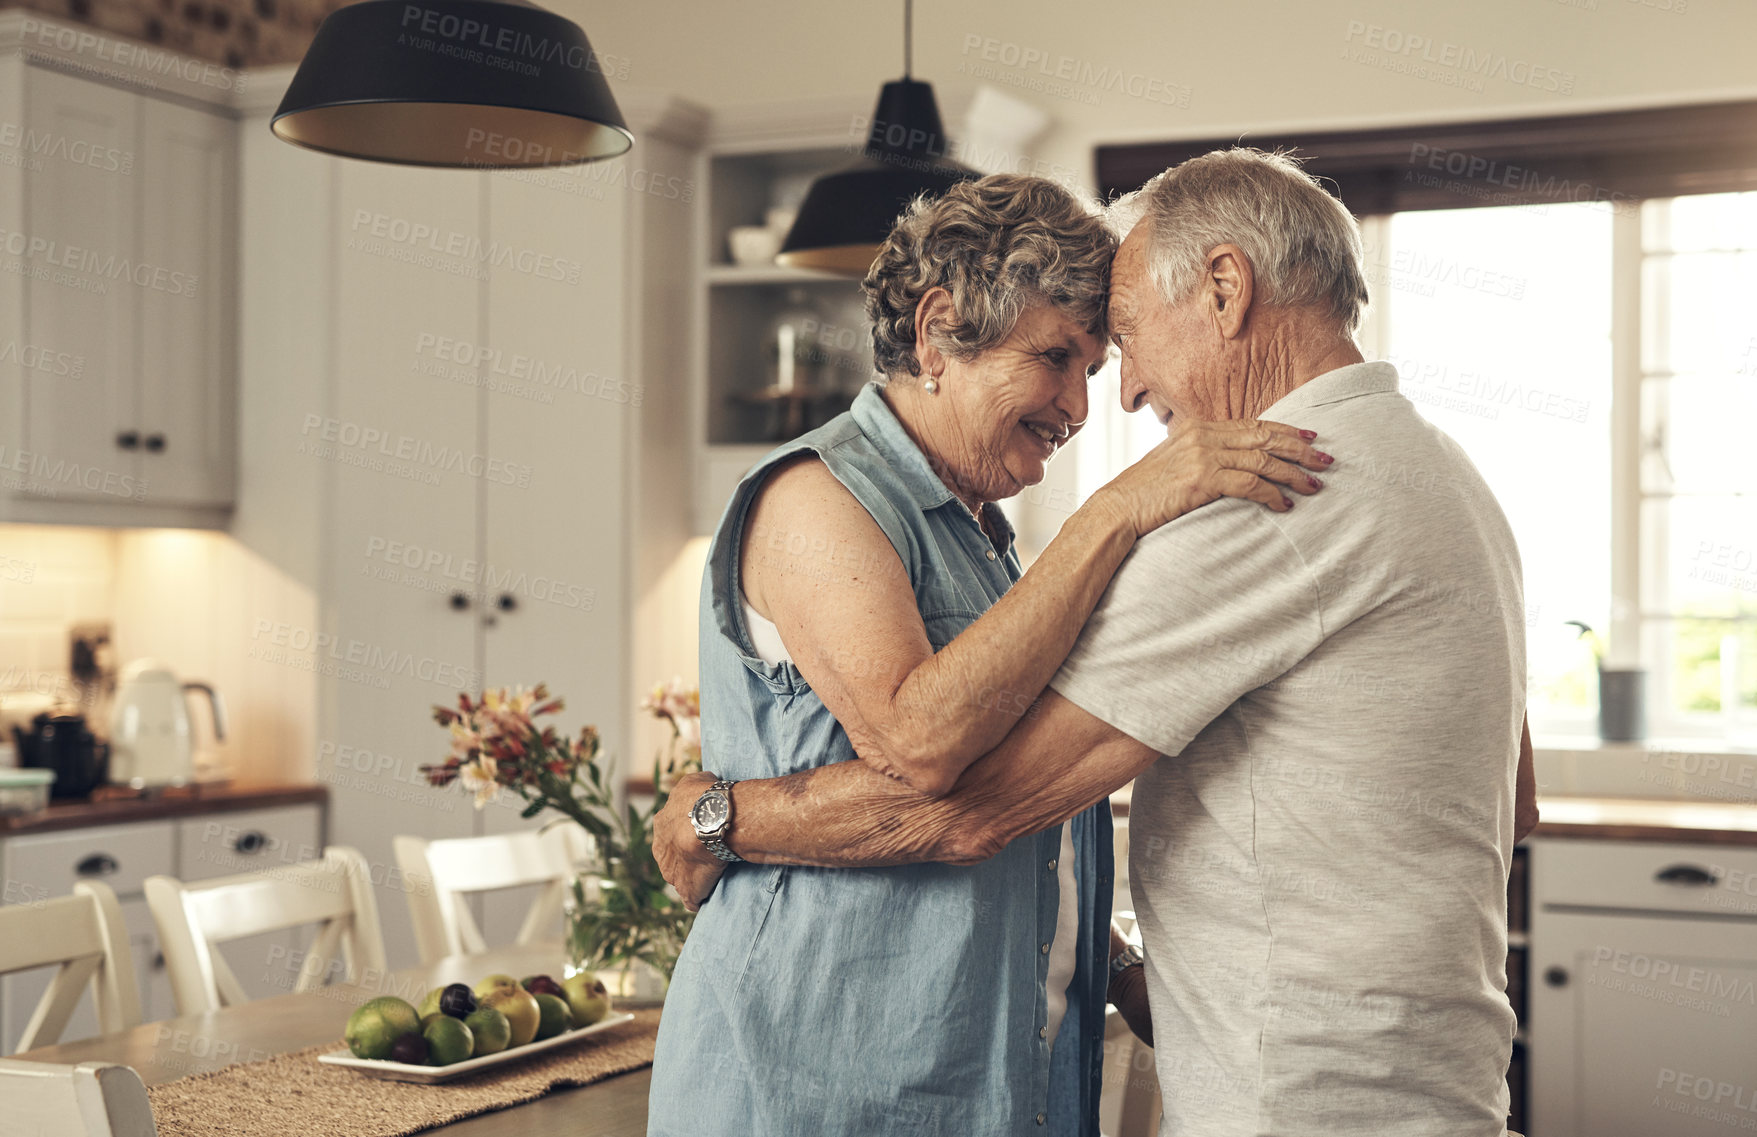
[[9, 942, 652, 1136]]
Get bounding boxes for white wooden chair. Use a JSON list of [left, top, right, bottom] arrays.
[[393, 827, 592, 964], [0, 881, 140, 1054], [144, 845, 387, 1015], [0, 1059, 155, 1137]]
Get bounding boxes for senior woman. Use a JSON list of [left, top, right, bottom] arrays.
[[646, 173, 1329, 1137]]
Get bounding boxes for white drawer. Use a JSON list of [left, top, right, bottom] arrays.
[[1531, 838, 1757, 919], [2, 821, 175, 901], [176, 805, 323, 882]]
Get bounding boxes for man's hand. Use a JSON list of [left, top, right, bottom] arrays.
[[1514, 714, 1539, 844], [1109, 963, 1153, 1048], [655, 771, 728, 911]]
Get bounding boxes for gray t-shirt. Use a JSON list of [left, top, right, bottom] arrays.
[[1052, 361, 1524, 1137]]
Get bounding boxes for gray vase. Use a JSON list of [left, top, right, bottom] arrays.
[[1598, 668, 1646, 742]]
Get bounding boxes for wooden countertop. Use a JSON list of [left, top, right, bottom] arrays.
[[0, 781, 327, 836], [1531, 797, 1757, 847]]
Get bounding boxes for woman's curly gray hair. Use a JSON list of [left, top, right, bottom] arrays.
[[862, 174, 1115, 381]]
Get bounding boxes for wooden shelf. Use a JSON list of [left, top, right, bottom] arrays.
[[704, 264, 857, 286]]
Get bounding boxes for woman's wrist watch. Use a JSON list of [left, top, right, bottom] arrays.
[[689, 779, 744, 863], [1108, 943, 1145, 987]]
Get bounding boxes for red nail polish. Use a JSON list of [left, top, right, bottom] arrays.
[[1299, 430, 1318, 440], [1308, 475, 1323, 489], [1315, 451, 1334, 464], [1282, 496, 1294, 509]]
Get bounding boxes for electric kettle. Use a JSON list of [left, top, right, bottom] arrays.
[[108, 659, 228, 788]]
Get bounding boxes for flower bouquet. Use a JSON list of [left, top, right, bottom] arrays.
[[420, 682, 699, 989]]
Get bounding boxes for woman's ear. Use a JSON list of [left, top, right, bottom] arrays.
[[912, 287, 957, 378], [1205, 243, 1253, 340]]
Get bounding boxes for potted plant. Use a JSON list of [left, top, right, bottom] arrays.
[[420, 682, 700, 999]]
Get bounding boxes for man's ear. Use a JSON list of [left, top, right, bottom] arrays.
[[1205, 244, 1253, 340], [913, 287, 956, 378]]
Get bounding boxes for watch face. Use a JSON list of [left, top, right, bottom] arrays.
[[692, 791, 729, 831]]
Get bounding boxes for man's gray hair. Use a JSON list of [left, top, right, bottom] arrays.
[[1109, 148, 1369, 336]]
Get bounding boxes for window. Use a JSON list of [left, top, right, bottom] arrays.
[[1071, 190, 1757, 743], [1638, 193, 1757, 738]]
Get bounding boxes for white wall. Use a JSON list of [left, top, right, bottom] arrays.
[[568, 0, 1757, 194]]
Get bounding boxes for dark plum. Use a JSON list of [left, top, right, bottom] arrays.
[[388, 1032, 429, 1065], [438, 983, 477, 1018]]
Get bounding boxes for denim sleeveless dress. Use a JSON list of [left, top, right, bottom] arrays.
[[648, 382, 1114, 1137]]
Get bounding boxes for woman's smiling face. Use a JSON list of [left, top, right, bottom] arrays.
[[932, 302, 1107, 504]]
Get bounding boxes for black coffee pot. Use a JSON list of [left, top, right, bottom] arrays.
[[12, 713, 110, 799]]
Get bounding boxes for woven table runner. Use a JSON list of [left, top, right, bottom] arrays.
[[144, 1008, 660, 1137]]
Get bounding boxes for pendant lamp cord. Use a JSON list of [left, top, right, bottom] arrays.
[[903, 0, 912, 78]]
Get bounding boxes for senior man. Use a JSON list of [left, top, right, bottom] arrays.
[[659, 147, 1539, 1137]]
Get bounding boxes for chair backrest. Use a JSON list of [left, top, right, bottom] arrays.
[[144, 846, 387, 1015], [0, 881, 141, 1054], [0, 1059, 155, 1137], [393, 827, 590, 964]]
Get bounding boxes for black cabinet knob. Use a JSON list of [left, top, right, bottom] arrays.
[[496, 593, 517, 612], [76, 853, 119, 876], [1544, 966, 1569, 988], [232, 830, 267, 854], [1655, 864, 1719, 887], [116, 431, 140, 450], [143, 433, 166, 453], [448, 592, 471, 611]]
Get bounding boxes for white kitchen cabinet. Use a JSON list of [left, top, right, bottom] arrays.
[[235, 75, 704, 967], [134, 93, 236, 508], [1528, 838, 1757, 1137], [0, 50, 236, 527], [13, 66, 136, 502]]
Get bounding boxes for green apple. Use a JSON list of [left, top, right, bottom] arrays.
[[560, 973, 610, 1027], [480, 985, 541, 1047], [344, 996, 420, 1061], [463, 1006, 510, 1056], [472, 973, 520, 1001], [417, 985, 446, 1020], [532, 993, 572, 1040]]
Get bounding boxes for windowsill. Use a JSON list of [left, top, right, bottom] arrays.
[[1534, 739, 1757, 805]]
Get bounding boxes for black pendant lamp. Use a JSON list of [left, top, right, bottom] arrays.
[[775, 0, 976, 275], [271, 0, 632, 169]]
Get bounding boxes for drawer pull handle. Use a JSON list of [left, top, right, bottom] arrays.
[[233, 830, 268, 855], [1544, 966, 1569, 988], [76, 853, 119, 877], [1655, 864, 1719, 887]]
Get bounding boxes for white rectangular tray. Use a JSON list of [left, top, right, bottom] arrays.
[[317, 1011, 636, 1084]]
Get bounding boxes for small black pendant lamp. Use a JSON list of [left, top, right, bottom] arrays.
[[271, 0, 632, 169], [775, 0, 976, 275]]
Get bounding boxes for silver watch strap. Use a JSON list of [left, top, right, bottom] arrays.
[[701, 779, 742, 863], [1109, 943, 1145, 980]]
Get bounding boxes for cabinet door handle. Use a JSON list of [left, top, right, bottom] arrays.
[[116, 431, 140, 450], [143, 433, 166, 453], [1543, 966, 1568, 988], [496, 592, 518, 612], [449, 591, 472, 611], [1654, 864, 1720, 887], [232, 830, 268, 855], [76, 853, 119, 877]]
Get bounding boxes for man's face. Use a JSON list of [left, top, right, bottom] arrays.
[[1108, 223, 1218, 424]]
